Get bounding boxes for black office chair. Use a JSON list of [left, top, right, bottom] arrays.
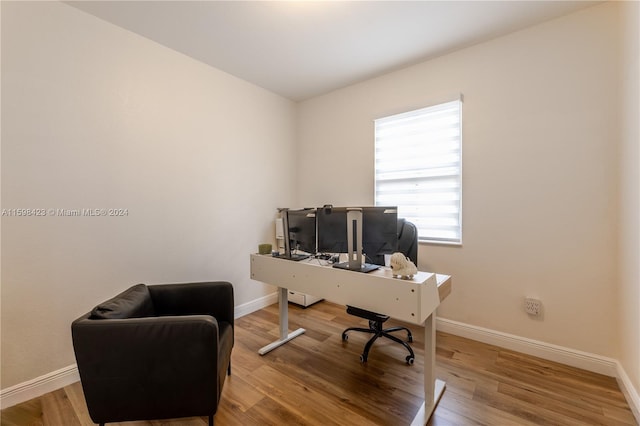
[[342, 219, 418, 364]]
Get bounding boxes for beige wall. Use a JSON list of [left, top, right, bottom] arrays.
[[297, 3, 621, 357], [619, 0, 640, 400], [2, 0, 638, 407], [1, 1, 296, 388]]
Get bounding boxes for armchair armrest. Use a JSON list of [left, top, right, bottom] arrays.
[[72, 314, 220, 422], [148, 281, 234, 327]]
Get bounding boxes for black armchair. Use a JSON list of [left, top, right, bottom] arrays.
[[342, 219, 418, 364], [71, 281, 234, 426]]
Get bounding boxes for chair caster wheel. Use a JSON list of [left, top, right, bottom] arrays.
[[406, 356, 414, 365], [360, 354, 367, 363], [342, 333, 348, 341]]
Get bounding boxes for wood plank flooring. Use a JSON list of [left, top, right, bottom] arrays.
[[2, 301, 636, 426]]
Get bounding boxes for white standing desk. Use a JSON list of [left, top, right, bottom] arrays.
[[249, 253, 452, 425]]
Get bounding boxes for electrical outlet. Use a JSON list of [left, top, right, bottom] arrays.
[[524, 297, 542, 316]]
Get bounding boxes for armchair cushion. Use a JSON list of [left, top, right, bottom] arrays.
[[90, 283, 155, 319]]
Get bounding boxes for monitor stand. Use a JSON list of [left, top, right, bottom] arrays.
[[282, 253, 310, 262], [332, 208, 379, 273]]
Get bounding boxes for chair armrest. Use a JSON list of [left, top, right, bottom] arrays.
[[148, 281, 234, 327], [72, 314, 220, 379]]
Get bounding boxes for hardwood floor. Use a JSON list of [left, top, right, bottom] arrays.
[[2, 301, 636, 426]]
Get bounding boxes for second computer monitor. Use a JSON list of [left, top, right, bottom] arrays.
[[316, 207, 348, 254], [286, 208, 317, 255], [316, 206, 398, 265], [362, 207, 398, 265]]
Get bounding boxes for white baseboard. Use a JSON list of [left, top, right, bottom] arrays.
[[436, 317, 640, 424], [0, 364, 80, 410], [616, 360, 640, 424], [234, 291, 278, 319], [436, 317, 618, 376]]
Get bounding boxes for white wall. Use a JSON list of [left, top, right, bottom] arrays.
[[1, 1, 296, 388], [618, 0, 640, 404], [297, 3, 620, 358], [2, 0, 637, 410]]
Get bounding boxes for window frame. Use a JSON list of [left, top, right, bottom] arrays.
[[374, 96, 463, 246]]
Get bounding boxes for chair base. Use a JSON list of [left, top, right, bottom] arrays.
[[342, 319, 415, 365]]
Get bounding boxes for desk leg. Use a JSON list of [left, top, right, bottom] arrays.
[[410, 312, 446, 426], [258, 287, 306, 355]]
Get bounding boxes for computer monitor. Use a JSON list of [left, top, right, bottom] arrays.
[[317, 205, 398, 264], [285, 208, 317, 256], [316, 206, 348, 254], [362, 206, 398, 266]]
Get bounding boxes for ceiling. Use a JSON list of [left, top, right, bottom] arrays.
[[66, 1, 598, 101]]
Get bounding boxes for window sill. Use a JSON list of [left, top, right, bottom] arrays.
[[418, 240, 462, 247]]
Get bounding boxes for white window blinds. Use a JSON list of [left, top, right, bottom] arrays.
[[375, 98, 462, 244]]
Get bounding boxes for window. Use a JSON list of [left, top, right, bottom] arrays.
[[374, 97, 462, 244]]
